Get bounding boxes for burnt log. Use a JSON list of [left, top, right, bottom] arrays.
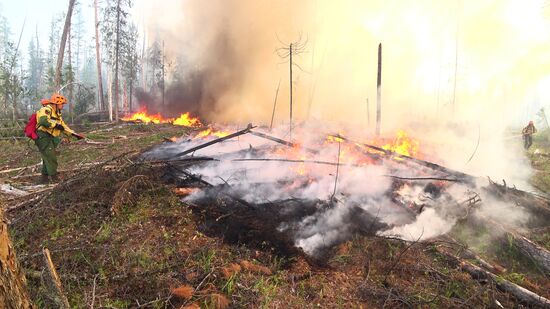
[[483, 179, 550, 226], [172, 124, 256, 158], [331, 134, 474, 183]]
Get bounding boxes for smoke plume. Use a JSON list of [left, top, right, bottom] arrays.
[[137, 0, 549, 250]]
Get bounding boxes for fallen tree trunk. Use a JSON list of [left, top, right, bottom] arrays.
[[436, 245, 550, 308], [476, 214, 550, 274], [510, 233, 550, 274]]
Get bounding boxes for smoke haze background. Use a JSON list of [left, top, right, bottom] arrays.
[[136, 0, 550, 125], [134, 0, 550, 184]]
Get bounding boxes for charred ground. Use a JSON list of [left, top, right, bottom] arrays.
[[1, 123, 549, 308]]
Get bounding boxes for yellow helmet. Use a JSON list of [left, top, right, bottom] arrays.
[[50, 94, 67, 106]]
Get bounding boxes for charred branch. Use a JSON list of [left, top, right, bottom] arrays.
[[172, 124, 255, 158], [331, 134, 474, 182]]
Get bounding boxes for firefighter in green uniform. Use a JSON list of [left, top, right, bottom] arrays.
[[522, 120, 537, 150], [35, 94, 85, 183]]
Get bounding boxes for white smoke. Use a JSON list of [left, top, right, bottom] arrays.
[[143, 122, 533, 254]]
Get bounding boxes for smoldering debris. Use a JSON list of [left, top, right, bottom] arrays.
[[141, 124, 550, 259]]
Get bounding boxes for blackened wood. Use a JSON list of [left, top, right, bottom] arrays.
[[172, 124, 255, 158]]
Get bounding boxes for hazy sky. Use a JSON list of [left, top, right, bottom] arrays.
[[0, 0, 145, 62], [1, 0, 90, 47]]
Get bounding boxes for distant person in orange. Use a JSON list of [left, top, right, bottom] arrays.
[[522, 121, 537, 150]]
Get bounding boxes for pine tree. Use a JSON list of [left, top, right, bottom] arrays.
[[102, 0, 133, 120], [121, 23, 139, 111], [146, 40, 162, 96]]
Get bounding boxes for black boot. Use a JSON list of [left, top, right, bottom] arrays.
[[37, 174, 50, 184]]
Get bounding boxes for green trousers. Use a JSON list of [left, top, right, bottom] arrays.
[[35, 131, 61, 176]]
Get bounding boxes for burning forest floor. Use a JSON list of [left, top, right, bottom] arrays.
[[1, 122, 550, 308]]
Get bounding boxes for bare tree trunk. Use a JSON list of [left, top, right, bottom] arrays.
[[375, 43, 382, 137], [11, 76, 17, 121], [55, 0, 76, 89], [123, 80, 128, 112], [289, 43, 293, 140], [0, 208, 33, 309], [67, 28, 74, 124], [161, 40, 165, 107], [141, 32, 147, 90], [113, 0, 121, 121], [35, 26, 42, 99], [129, 79, 133, 112], [93, 0, 105, 111], [107, 67, 113, 122]]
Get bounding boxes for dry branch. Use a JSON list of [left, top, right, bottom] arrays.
[[249, 130, 318, 153], [0, 164, 41, 175], [83, 138, 114, 145], [232, 158, 353, 167], [249, 130, 299, 148], [42, 248, 70, 308], [0, 184, 28, 196], [8, 162, 104, 179], [172, 124, 255, 158]]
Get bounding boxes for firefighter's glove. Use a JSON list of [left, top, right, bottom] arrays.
[[54, 123, 65, 131]]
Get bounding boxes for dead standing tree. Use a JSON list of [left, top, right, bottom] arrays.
[[375, 43, 382, 136], [113, 0, 121, 121], [276, 35, 307, 141], [94, 0, 105, 111], [55, 0, 76, 89]]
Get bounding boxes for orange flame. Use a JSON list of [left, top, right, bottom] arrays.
[[122, 111, 165, 124], [173, 112, 202, 127], [122, 109, 202, 127], [382, 130, 419, 157], [194, 127, 231, 139]]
